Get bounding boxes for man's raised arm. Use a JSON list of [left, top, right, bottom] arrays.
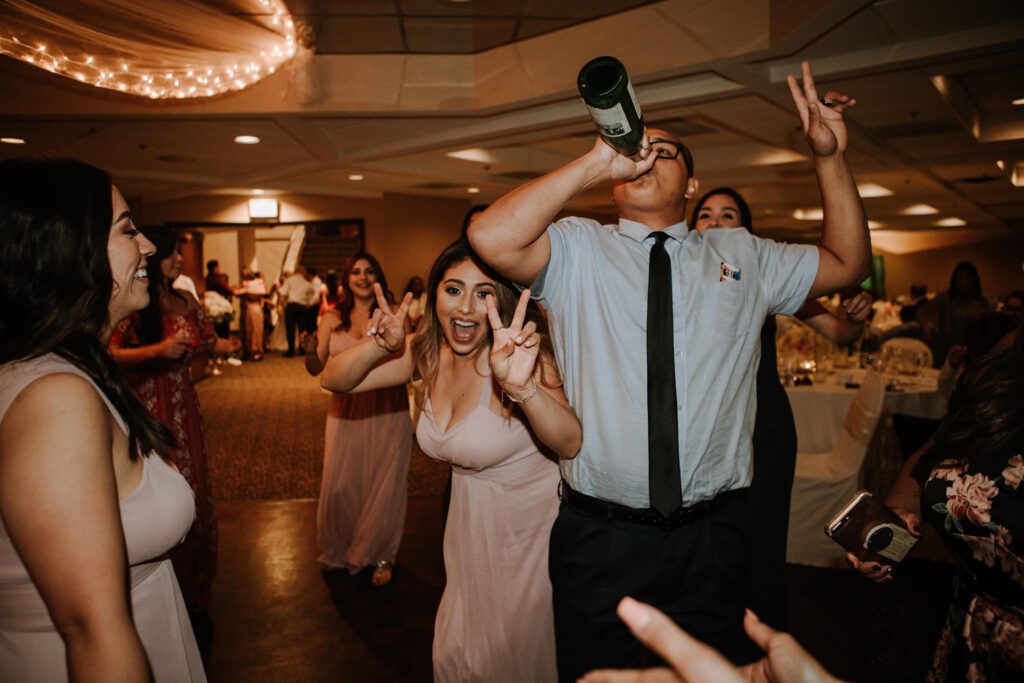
[[788, 61, 871, 299], [468, 137, 656, 285]]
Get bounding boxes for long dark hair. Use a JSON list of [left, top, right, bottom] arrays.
[[138, 226, 188, 345], [690, 187, 754, 233], [0, 158, 173, 459], [948, 260, 983, 301], [411, 239, 558, 413], [337, 251, 391, 331], [914, 321, 1024, 482]]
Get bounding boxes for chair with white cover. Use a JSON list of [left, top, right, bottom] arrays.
[[880, 337, 933, 368], [786, 371, 886, 567]]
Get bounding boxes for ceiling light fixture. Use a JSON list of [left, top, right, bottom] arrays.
[[857, 183, 893, 198], [467, 187, 481, 194], [235, 135, 261, 144], [936, 217, 967, 227], [447, 148, 499, 164], [900, 204, 939, 216], [348, 174, 364, 181], [868, 221, 884, 230], [0, 137, 26, 144], [1013, 98, 1024, 106], [792, 208, 823, 221], [0, 0, 297, 100], [248, 198, 279, 221]]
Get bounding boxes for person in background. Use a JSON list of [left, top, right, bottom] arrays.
[[0, 158, 205, 681], [322, 269, 342, 312], [468, 61, 869, 676], [403, 276, 427, 331], [108, 226, 237, 661], [235, 268, 267, 361], [1002, 290, 1023, 318], [204, 259, 234, 301], [278, 266, 316, 357], [690, 186, 871, 642], [305, 266, 324, 338], [849, 321, 1023, 681], [303, 252, 412, 587], [917, 260, 990, 367], [322, 239, 580, 682]]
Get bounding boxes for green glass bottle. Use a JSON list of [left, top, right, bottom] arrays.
[[577, 56, 644, 158]]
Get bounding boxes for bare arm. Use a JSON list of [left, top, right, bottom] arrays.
[[487, 291, 582, 459], [797, 291, 871, 345], [468, 138, 656, 285], [0, 375, 150, 681], [786, 61, 871, 299], [304, 311, 339, 376], [321, 285, 415, 393]]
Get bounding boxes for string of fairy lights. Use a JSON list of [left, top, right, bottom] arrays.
[[0, 0, 298, 100]]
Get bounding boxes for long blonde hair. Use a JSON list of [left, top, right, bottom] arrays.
[[410, 239, 559, 416]]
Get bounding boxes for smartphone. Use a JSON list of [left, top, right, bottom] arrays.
[[825, 490, 918, 564]]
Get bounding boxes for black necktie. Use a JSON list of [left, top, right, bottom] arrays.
[[647, 232, 681, 517]]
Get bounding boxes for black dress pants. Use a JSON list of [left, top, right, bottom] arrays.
[[549, 490, 750, 681], [284, 302, 305, 354]]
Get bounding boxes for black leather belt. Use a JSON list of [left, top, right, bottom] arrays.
[[559, 481, 746, 527]]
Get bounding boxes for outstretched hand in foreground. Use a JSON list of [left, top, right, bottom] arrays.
[[366, 283, 412, 353], [581, 598, 843, 683], [486, 288, 540, 397]]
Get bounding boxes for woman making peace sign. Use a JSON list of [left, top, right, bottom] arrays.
[[322, 239, 580, 683]]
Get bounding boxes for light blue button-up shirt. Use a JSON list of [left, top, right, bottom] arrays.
[[532, 216, 819, 507]]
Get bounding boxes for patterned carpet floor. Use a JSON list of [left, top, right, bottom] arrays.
[[197, 353, 449, 501]]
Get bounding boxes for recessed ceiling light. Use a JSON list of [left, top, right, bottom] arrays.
[[936, 217, 967, 227], [868, 220, 884, 230], [234, 135, 260, 144], [251, 188, 265, 195], [467, 187, 480, 194], [900, 203, 938, 216], [792, 208, 823, 221], [857, 183, 893, 198], [1013, 97, 1024, 106], [447, 148, 498, 164], [348, 174, 364, 181], [1, 137, 26, 144]]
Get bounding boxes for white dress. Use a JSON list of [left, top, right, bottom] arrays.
[[0, 354, 206, 682], [317, 328, 412, 570], [416, 376, 560, 683]]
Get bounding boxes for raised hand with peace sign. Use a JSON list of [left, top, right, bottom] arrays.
[[486, 288, 540, 403], [366, 283, 413, 353]]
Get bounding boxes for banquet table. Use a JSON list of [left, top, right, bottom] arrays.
[[784, 367, 948, 495]]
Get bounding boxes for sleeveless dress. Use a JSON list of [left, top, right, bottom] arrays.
[[317, 327, 412, 570], [416, 376, 560, 683], [0, 354, 206, 682], [111, 307, 218, 612], [921, 438, 1024, 681]]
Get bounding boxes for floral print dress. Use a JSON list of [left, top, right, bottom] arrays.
[[921, 439, 1024, 682], [111, 307, 218, 613]]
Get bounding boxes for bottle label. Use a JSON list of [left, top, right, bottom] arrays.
[[582, 82, 642, 138], [584, 101, 632, 137]]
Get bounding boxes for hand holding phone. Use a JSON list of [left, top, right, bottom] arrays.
[[826, 491, 919, 567]]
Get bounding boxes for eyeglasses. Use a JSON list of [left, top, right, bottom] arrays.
[[650, 138, 686, 160]]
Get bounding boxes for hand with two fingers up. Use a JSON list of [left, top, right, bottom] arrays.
[[486, 288, 541, 403], [366, 283, 413, 353], [787, 60, 857, 159]]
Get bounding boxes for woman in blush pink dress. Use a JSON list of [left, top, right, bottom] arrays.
[[304, 251, 412, 586], [0, 158, 205, 681], [109, 226, 237, 656], [322, 239, 581, 682]]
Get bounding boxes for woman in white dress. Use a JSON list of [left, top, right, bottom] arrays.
[[322, 239, 581, 682], [304, 251, 412, 586], [0, 158, 205, 681]]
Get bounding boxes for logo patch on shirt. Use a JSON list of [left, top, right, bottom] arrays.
[[720, 262, 741, 282]]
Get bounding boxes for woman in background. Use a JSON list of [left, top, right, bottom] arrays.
[[691, 187, 871, 638], [109, 226, 235, 657], [851, 322, 1023, 680], [322, 239, 581, 682], [303, 251, 411, 586], [917, 260, 991, 367], [0, 158, 205, 681]]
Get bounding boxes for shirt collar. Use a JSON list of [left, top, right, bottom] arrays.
[[618, 218, 690, 243]]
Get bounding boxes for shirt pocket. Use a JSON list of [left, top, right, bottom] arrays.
[[696, 277, 750, 339]]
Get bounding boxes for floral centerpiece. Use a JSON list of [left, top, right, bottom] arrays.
[[204, 290, 234, 328]]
